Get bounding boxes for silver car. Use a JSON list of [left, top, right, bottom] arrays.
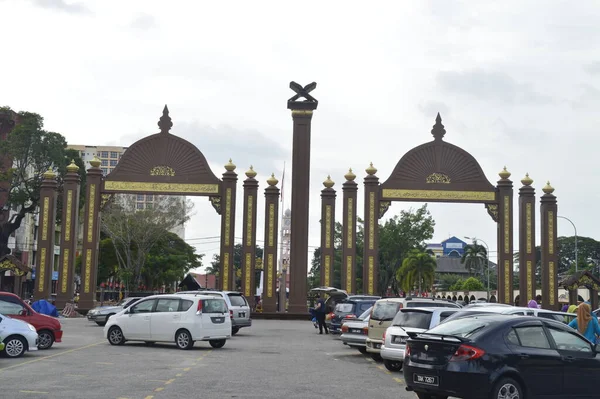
[[177, 291, 251, 335], [87, 297, 142, 326], [340, 306, 373, 354]]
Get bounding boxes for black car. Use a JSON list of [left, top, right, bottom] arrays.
[[329, 299, 377, 334], [404, 314, 600, 399]]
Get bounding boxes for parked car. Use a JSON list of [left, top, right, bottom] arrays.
[[309, 286, 349, 313], [442, 305, 577, 325], [87, 297, 142, 326], [340, 306, 373, 353], [0, 291, 62, 349], [0, 312, 39, 358], [381, 307, 460, 372], [366, 297, 461, 360], [177, 290, 251, 335], [404, 314, 600, 399], [329, 299, 378, 334], [104, 294, 231, 349]]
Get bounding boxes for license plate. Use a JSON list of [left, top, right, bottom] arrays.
[[238, 312, 245, 317], [351, 329, 361, 334], [213, 318, 224, 323], [414, 374, 438, 386], [393, 336, 406, 344]]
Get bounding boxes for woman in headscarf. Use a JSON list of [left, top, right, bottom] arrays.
[[567, 304, 577, 313], [528, 299, 539, 309], [568, 303, 600, 343]]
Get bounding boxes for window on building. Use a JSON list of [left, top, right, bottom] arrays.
[[100, 151, 109, 158], [110, 160, 118, 166], [110, 151, 118, 158], [137, 194, 144, 201], [101, 159, 108, 166], [101, 168, 108, 175], [137, 202, 144, 209], [146, 195, 153, 201], [146, 203, 153, 210]]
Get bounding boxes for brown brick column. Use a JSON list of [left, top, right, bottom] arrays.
[[242, 166, 258, 307], [497, 167, 514, 305], [56, 161, 81, 308], [220, 160, 238, 291], [33, 169, 58, 301], [342, 169, 358, 294], [363, 163, 379, 295], [262, 174, 280, 312], [320, 176, 336, 287], [518, 173, 536, 307], [79, 157, 102, 310], [287, 101, 318, 314], [540, 182, 558, 310]]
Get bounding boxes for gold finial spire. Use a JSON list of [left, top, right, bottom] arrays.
[[267, 173, 278, 186], [224, 158, 236, 171], [43, 167, 56, 179], [521, 173, 533, 186], [344, 168, 356, 181], [542, 181, 555, 194], [245, 165, 257, 178], [89, 155, 101, 168], [323, 175, 334, 188], [66, 159, 79, 173], [365, 162, 377, 176], [499, 166, 511, 180]]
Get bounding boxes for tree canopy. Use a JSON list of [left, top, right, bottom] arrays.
[[397, 249, 437, 293], [208, 243, 264, 291], [461, 240, 488, 277], [0, 108, 85, 257]]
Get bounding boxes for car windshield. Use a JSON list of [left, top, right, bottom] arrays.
[[227, 294, 248, 307], [392, 311, 433, 329], [425, 317, 491, 338], [203, 299, 227, 313], [117, 298, 134, 306], [359, 307, 373, 319], [335, 303, 355, 313], [371, 302, 400, 321]]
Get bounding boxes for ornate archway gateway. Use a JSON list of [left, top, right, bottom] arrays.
[[326, 114, 559, 308], [33, 106, 275, 311]]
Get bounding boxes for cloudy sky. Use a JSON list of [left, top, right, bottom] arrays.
[[2, 0, 599, 273]]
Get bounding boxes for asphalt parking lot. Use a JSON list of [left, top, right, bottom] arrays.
[[0, 318, 420, 399]]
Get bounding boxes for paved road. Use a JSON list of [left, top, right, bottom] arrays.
[[0, 318, 420, 399]]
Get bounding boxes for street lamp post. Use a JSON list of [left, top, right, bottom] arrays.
[[465, 236, 490, 301], [558, 216, 578, 273]]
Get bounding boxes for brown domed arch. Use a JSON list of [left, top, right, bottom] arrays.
[[380, 114, 495, 203]]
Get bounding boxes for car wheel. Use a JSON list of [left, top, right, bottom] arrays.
[[370, 353, 382, 361], [358, 347, 368, 354], [175, 330, 194, 350], [416, 393, 447, 399], [383, 359, 403, 372], [37, 330, 55, 350], [2, 335, 26, 358], [492, 377, 523, 399], [232, 326, 240, 336], [209, 339, 226, 349], [107, 326, 125, 346]]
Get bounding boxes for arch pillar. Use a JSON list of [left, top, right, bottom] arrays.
[[363, 163, 379, 295], [220, 160, 238, 291], [341, 169, 358, 294], [320, 176, 336, 287], [540, 182, 558, 310], [241, 166, 258, 307], [518, 174, 536, 307], [496, 167, 514, 305], [262, 174, 280, 312], [33, 169, 58, 301]]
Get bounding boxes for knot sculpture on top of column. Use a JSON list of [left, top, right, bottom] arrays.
[[363, 163, 379, 295], [497, 166, 514, 305], [242, 166, 259, 308], [56, 160, 81, 308], [220, 159, 238, 291], [518, 173, 536, 307], [262, 173, 280, 313], [34, 168, 59, 301], [342, 168, 358, 294], [320, 175, 336, 287], [287, 81, 318, 313], [540, 182, 558, 310]]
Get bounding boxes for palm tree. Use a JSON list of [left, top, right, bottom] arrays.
[[397, 250, 437, 294], [461, 240, 487, 277]]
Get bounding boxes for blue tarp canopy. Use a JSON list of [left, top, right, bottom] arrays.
[[31, 300, 59, 317]]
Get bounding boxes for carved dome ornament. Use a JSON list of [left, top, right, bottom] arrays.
[[323, 175, 335, 188], [66, 159, 79, 173], [365, 162, 377, 176], [245, 165, 257, 179], [267, 173, 279, 186], [344, 168, 356, 181]]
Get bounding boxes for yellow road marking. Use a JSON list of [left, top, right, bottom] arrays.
[[20, 391, 49, 394], [144, 396, 154, 399], [183, 367, 191, 371], [384, 370, 391, 374], [376, 365, 385, 370], [165, 379, 176, 385], [154, 387, 164, 392], [147, 380, 166, 383], [176, 373, 182, 377], [0, 341, 104, 372], [394, 377, 404, 383]]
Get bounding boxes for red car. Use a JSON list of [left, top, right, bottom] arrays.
[[0, 292, 63, 349]]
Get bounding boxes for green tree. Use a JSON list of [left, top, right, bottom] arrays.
[[208, 243, 264, 291], [449, 278, 464, 291], [397, 250, 437, 293], [557, 236, 600, 275], [461, 277, 485, 291], [461, 240, 487, 277], [435, 273, 463, 291], [0, 108, 85, 256]]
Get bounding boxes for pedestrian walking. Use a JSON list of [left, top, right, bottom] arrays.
[[568, 303, 600, 344], [315, 295, 329, 335]]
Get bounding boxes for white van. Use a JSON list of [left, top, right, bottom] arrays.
[[104, 294, 231, 349]]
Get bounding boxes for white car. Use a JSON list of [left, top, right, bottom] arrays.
[[103, 294, 231, 349], [0, 312, 39, 358], [340, 306, 373, 353]]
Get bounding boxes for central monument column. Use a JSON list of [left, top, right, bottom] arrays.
[[287, 81, 318, 314]]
